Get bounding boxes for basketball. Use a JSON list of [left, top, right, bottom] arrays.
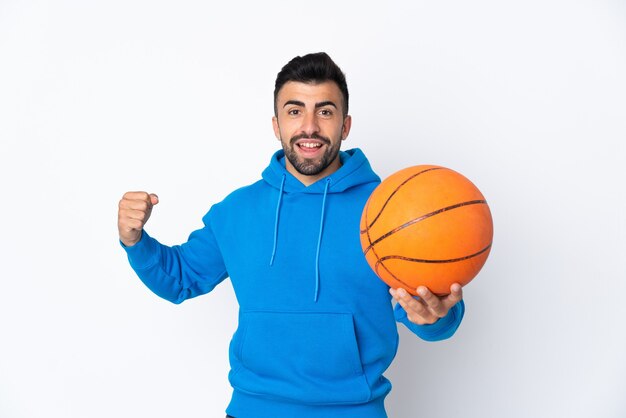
[[360, 165, 493, 296]]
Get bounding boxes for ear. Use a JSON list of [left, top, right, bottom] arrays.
[[341, 115, 352, 141], [272, 116, 281, 140]]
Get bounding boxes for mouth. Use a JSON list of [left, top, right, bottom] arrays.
[[294, 139, 327, 156]]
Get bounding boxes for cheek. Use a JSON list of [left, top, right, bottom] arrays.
[[278, 128, 288, 141], [276, 120, 297, 138], [327, 122, 345, 140]]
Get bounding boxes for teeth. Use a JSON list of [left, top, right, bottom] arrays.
[[300, 143, 322, 148]]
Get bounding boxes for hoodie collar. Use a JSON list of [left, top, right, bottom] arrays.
[[262, 148, 380, 194]]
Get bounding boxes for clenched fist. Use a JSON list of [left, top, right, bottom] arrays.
[[118, 191, 159, 247]]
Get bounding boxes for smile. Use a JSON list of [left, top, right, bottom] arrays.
[[298, 142, 323, 149]]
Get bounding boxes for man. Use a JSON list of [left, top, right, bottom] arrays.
[[118, 52, 465, 418]]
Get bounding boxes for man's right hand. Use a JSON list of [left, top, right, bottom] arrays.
[[118, 191, 159, 247]]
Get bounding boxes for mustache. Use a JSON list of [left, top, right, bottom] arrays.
[[289, 133, 331, 146]]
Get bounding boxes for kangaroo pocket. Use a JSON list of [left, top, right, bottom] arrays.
[[229, 311, 371, 405]]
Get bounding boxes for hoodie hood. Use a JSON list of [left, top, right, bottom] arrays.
[[262, 148, 380, 302], [262, 148, 381, 194]]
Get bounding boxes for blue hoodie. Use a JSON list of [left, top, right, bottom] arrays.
[[122, 148, 464, 418]]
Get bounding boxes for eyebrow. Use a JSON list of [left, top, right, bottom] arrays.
[[283, 100, 337, 109]]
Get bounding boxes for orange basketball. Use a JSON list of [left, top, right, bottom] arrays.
[[360, 165, 493, 296]]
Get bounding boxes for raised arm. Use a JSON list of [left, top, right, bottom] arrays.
[[118, 191, 228, 304]]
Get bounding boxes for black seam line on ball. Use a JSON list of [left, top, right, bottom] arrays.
[[361, 167, 444, 234], [376, 243, 492, 266], [363, 199, 487, 255]]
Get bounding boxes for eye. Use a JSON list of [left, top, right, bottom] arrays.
[[287, 108, 301, 116], [319, 109, 333, 117]]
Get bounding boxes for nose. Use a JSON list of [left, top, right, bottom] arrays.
[[299, 111, 320, 137]]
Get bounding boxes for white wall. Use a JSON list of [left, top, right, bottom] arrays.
[[1, 1, 624, 417]]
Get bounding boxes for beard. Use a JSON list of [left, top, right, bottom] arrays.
[[282, 132, 342, 176]]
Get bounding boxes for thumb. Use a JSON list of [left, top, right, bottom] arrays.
[[149, 193, 159, 205]]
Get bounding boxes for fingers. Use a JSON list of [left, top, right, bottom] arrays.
[[120, 191, 158, 208], [417, 284, 463, 314], [118, 191, 159, 246], [389, 283, 464, 326], [416, 286, 449, 318], [443, 283, 463, 309], [119, 198, 152, 211], [389, 288, 437, 325]]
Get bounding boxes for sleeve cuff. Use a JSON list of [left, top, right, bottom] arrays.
[[119, 230, 159, 270], [394, 298, 465, 342]]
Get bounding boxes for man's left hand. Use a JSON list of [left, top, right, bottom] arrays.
[[389, 284, 463, 325]]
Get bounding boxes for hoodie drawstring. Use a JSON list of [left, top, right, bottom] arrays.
[[269, 174, 286, 266], [314, 178, 332, 302], [269, 175, 331, 303]]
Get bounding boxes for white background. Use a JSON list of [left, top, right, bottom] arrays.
[[1, 1, 625, 417]]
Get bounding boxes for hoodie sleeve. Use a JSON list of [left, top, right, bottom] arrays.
[[394, 299, 465, 341], [120, 209, 228, 304]]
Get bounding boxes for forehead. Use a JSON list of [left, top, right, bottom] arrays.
[[276, 81, 343, 106]]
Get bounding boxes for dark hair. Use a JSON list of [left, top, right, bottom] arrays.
[[274, 52, 349, 116]]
